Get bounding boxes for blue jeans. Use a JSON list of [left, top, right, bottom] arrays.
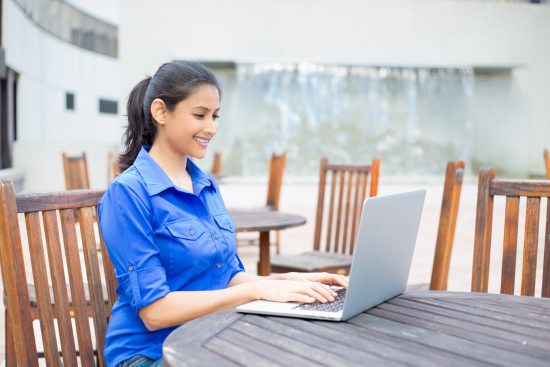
[[117, 355, 162, 367]]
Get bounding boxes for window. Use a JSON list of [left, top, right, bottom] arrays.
[[99, 99, 118, 114], [66, 92, 75, 110]]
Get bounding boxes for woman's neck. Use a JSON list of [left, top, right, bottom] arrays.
[[148, 143, 193, 192]]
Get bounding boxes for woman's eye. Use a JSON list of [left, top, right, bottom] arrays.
[[193, 114, 205, 119], [213, 114, 220, 120]]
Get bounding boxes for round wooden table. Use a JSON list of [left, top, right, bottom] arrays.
[[229, 208, 306, 276], [163, 291, 550, 366]]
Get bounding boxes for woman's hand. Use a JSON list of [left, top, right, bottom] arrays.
[[276, 272, 348, 288], [254, 279, 338, 304]]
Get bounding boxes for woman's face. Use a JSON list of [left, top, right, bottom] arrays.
[[159, 84, 220, 159]]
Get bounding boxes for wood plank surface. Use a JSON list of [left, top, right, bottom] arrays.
[[164, 292, 550, 367]]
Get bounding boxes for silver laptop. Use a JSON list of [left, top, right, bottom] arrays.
[[236, 190, 426, 321]]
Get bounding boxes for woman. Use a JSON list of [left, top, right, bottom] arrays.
[[99, 61, 347, 367]]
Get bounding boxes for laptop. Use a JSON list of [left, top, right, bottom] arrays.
[[236, 189, 426, 321]]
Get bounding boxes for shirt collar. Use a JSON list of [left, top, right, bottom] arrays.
[[134, 146, 216, 196]]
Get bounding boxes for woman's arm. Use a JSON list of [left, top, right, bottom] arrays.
[[139, 278, 339, 331]]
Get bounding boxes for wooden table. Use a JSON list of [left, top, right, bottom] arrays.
[[163, 291, 550, 366], [229, 208, 306, 276]]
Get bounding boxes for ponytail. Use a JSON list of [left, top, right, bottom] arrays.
[[118, 61, 222, 173], [119, 77, 153, 173]]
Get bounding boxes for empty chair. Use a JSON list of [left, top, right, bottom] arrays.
[[62, 152, 90, 190], [0, 181, 117, 365], [472, 167, 550, 297], [270, 157, 380, 275], [237, 152, 287, 253]]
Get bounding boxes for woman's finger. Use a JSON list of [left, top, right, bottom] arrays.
[[311, 282, 336, 300], [292, 294, 316, 303], [301, 286, 328, 303]]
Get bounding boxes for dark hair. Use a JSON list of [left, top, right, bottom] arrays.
[[119, 61, 222, 172]]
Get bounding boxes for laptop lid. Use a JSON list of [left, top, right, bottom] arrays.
[[341, 189, 426, 320]]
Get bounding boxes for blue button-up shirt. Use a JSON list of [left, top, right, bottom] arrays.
[[98, 146, 244, 367]]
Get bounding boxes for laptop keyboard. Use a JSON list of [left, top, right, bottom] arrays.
[[293, 288, 347, 313]]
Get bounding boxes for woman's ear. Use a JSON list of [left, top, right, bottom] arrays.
[[150, 98, 167, 126]]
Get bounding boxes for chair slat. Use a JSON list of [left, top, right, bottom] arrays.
[[500, 196, 520, 295], [324, 170, 337, 253], [313, 159, 328, 251], [342, 170, 354, 254], [0, 182, 39, 366], [472, 167, 496, 293], [43, 210, 79, 365], [98, 207, 118, 312], [360, 170, 368, 207], [59, 209, 96, 366], [542, 200, 550, 298], [369, 159, 380, 197], [333, 170, 346, 254], [349, 171, 362, 254], [79, 207, 108, 367], [430, 161, 464, 291], [25, 212, 62, 367], [521, 197, 540, 296]]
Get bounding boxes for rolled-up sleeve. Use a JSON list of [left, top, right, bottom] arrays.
[[99, 181, 170, 314]]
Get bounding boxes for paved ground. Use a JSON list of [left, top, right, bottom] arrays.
[[1, 176, 547, 363]]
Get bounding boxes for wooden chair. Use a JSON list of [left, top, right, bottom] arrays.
[[211, 152, 222, 179], [429, 161, 465, 290], [236, 152, 287, 253], [472, 168, 550, 297], [62, 152, 90, 190], [544, 149, 550, 180], [0, 181, 117, 366], [270, 157, 380, 275]]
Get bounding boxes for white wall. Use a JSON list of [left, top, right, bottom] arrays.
[[4, 0, 123, 191], [120, 0, 550, 177]]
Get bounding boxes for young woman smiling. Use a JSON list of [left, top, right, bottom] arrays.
[[98, 61, 347, 367]]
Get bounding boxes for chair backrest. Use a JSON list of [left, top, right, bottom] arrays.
[[62, 152, 90, 190], [0, 181, 117, 366], [313, 157, 381, 255], [430, 161, 465, 290], [266, 152, 287, 210], [211, 152, 222, 177], [472, 168, 550, 297], [544, 149, 550, 180]]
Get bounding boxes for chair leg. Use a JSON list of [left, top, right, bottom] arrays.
[[5, 308, 16, 367], [275, 231, 281, 255]]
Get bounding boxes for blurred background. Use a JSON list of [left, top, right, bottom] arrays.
[[1, 0, 549, 192], [1, 0, 550, 298]]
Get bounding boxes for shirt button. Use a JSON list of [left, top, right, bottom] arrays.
[[216, 263, 222, 269], [213, 234, 219, 239], [189, 229, 195, 235], [128, 266, 134, 271]]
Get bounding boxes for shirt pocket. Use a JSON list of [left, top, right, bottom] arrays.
[[166, 218, 206, 242], [165, 218, 214, 275], [213, 214, 237, 262]]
